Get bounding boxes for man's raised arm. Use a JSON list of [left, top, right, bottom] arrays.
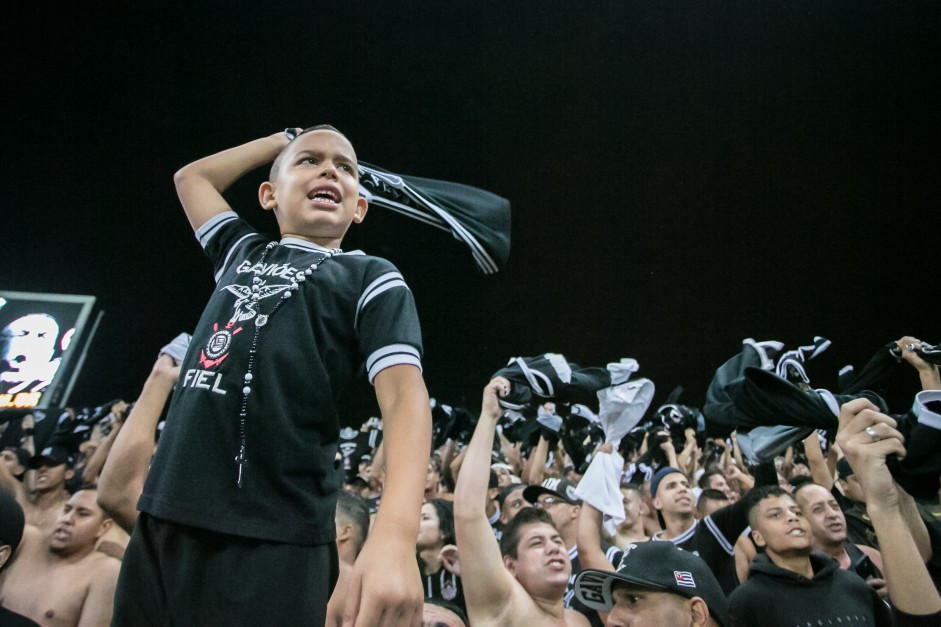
[[454, 377, 519, 622], [98, 354, 180, 534], [837, 398, 941, 619]]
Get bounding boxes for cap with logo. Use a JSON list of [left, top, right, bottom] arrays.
[[522, 477, 582, 506], [574, 541, 728, 626]]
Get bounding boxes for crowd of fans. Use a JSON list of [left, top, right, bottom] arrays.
[[0, 333, 938, 626]]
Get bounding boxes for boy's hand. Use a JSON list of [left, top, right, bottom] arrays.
[[342, 529, 422, 626]]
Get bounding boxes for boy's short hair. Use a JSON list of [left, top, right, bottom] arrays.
[[268, 124, 354, 181], [696, 488, 730, 516], [499, 506, 555, 559], [336, 491, 370, 555], [745, 485, 792, 530], [697, 469, 725, 490]]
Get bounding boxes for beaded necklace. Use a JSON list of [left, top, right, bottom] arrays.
[[235, 240, 340, 487]]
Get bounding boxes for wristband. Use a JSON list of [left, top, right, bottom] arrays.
[[284, 128, 298, 141], [22, 428, 34, 436]]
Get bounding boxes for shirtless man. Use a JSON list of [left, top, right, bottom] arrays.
[[454, 377, 588, 626], [23, 447, 75, 536], [0, 489, 121, 626]]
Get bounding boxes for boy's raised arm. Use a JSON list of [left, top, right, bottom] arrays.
[[342, 363, 430, 627], [173, 130, 295, 232]]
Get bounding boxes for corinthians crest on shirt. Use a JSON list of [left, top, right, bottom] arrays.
[[198, 262, 302, 369]]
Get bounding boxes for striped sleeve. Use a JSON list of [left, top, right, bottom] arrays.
[[355, 260, 423, 384], [365, 344, 423, 383], [194, 212, 263, 283], [354, 271, 409, 328]]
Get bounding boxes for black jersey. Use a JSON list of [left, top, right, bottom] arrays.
[[651, 497, 750, 595], [140, 213, 423, 546]]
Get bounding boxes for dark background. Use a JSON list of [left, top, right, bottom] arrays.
[[2, 1, 938, 421]]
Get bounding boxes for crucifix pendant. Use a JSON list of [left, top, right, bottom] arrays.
[[235, 445, 247, 487]]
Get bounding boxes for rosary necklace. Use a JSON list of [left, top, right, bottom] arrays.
[[235, 240, 340, 487]]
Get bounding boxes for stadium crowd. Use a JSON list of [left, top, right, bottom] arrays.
[[0, 333, 938, 626]]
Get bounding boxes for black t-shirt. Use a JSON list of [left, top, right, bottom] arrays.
[[651, 496, 750, 595], [140, 213, 423, 546]]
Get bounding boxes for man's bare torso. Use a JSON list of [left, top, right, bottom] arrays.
[[0, 527, 120, 627]]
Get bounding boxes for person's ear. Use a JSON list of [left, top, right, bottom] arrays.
[[751, 528, 766, 548], [0, 545, 11, 570], [336, 523, 353, 544], [352, 197, 368, 224], [503, 555, 517, 577], [689, 597, 710, 626], [258, 182, 278, 211], [96, 517, 113, 540], [65, 469, 75, 482]]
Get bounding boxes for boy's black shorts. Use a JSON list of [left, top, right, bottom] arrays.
[[112, 513, 339, 626]]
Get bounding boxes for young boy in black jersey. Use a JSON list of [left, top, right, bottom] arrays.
[[113, 127, 432, 626]]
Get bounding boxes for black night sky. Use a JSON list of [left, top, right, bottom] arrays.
[[3, 2, 938, 422]]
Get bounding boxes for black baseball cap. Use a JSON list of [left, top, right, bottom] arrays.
[[523, 477, 581, 506], [27, 446, 73, 469], [574, 541, 728, 626]]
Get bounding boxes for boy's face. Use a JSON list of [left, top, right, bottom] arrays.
[[260, 129, 368, 248], [751, 494, 812, 556]]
